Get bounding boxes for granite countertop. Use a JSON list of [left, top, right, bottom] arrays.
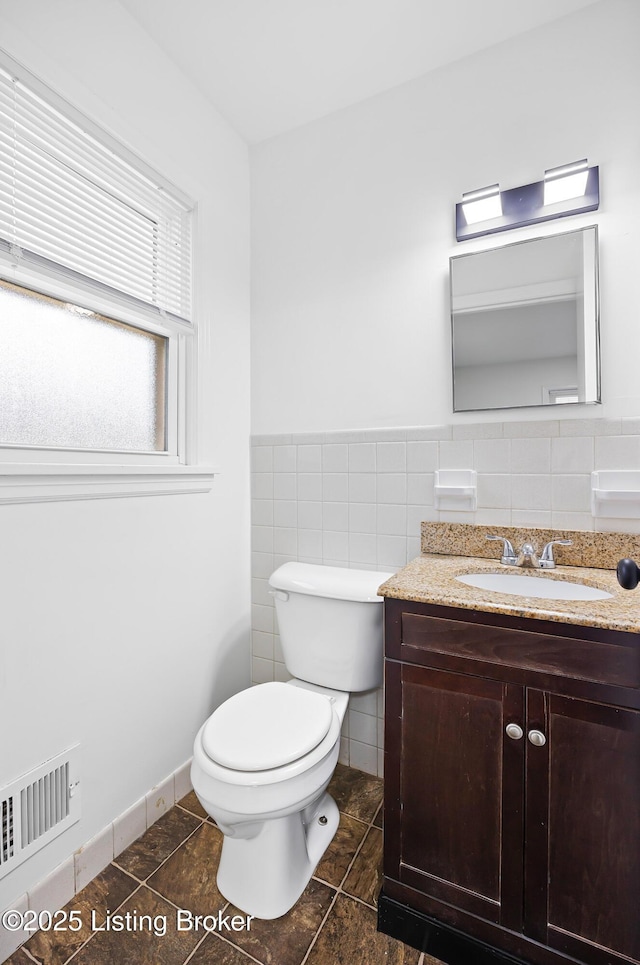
[[379, 525, 640, 634]]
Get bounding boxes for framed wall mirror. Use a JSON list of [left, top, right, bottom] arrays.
[[450, 225, 600, 412]]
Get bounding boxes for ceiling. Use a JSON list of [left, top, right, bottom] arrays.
[[119, 0, 598, 144]]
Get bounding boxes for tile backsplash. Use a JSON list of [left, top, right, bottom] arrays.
[[250, 416, 640, 775]]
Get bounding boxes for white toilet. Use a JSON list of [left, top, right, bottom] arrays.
[[190, 561, 393, 920]]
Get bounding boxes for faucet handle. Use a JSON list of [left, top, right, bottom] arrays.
[[487, 535, 517, 566], [539, 538, 572, 569]]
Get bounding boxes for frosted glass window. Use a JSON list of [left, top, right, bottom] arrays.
[[0, 280, 167, 451]]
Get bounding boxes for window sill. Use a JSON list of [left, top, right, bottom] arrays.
[[0, 464, 218, 504]]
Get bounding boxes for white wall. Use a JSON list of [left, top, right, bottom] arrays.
[[251, 0, 640, 434], [0, 1, 251, 909], [248, 0, 640, 781]]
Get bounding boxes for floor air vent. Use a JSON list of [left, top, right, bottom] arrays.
[[0, 745, 80, 880]]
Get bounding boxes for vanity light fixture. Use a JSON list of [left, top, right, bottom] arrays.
[[456, 159, 599, 241]]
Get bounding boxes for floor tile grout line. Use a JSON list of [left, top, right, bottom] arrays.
[[311, 813, 375, 894], [62, 818, 209, 962], [13, 851, 148, 963], [337, 807, 379, 887], [141, 879, 231, 920], [183, 928, 266, 965], [59, 874, 253, 965], [138, 862, 269, 965], [299, 888, 340, 965], [336, 886, 378, 912], [13, 946, 39, 965], [175, 802, 209, 822], [14, 877, 146, 965], [103, 862, 143, 889], [301, 888, 410, 965], [300, 800, 382, 964], [111, 857, 140, 881], [61, 882, 145, 965], [179, 931, 210, 965], [112, 811, 207, 887]]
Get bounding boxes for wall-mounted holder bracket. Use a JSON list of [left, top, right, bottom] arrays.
[[434, 469, 477, 511], [591, 470, 640, 518]]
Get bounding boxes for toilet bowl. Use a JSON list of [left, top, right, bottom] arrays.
[[192, 680, 347, 919], [190, 562, 393, 920]]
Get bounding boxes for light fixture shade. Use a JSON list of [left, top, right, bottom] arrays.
[[461, 185, 502, 225], [544, 159, 589, 205]]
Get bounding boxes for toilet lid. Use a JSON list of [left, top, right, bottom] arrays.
[[202, 682, 334, 771]]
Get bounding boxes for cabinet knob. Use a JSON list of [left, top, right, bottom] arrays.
[[528, 729, 547, 747], [505, 723, 523, 740]]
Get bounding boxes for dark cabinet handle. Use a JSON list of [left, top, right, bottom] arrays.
[[617, 558, 640, 590]]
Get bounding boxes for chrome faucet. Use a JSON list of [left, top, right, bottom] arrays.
[[487, 535, 572, 569]]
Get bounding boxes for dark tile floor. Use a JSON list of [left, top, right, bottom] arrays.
[[6, 765, 442, 965]]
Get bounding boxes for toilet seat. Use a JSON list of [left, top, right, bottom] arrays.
[[202, 681, 334, 771]]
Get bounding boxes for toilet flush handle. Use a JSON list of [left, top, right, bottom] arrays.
[[269, 589, 289, 602]]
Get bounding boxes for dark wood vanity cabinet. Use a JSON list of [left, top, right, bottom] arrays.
[[380, 598, 640, 965]]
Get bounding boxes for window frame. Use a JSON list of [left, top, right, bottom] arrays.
[[0, 55, 215, 503]]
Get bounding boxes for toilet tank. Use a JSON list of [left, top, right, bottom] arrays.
[[268, 563, 394, 692]]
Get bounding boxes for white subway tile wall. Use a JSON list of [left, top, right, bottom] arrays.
[[251, 418, 640, 776]]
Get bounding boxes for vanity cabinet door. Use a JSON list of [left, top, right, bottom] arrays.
[[525, 690, 640, 964], [384, 660, 525, 931]]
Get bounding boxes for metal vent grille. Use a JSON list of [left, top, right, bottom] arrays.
[[1, 796, 14, 866], [21, 761, 70, 848], [0, 746, 80, 880]]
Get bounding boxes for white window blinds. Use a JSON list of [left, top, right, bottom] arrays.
[[0, 64, 193, 323]]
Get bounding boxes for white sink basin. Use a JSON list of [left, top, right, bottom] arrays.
[[455, 572, 612, 601]]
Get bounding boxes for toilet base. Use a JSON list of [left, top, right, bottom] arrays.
[[216, 791, 340, 919]]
